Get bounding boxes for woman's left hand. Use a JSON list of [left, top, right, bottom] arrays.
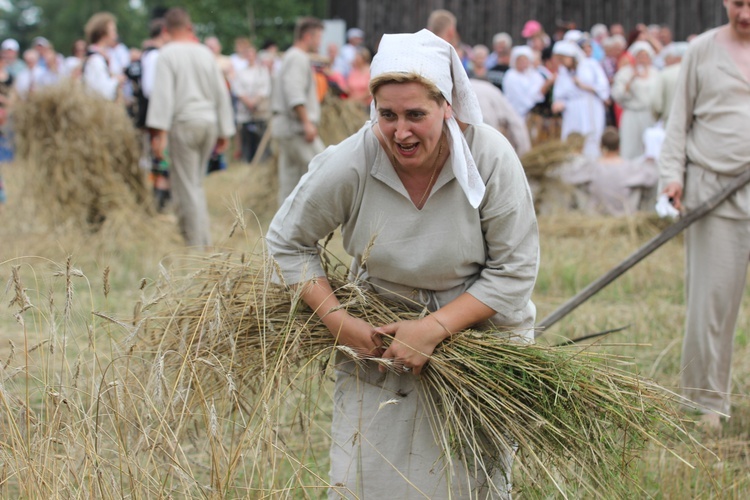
[[375, 317, 447, 375]]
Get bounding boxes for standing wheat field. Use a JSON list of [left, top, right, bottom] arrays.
[[1, 158, 749, 498]]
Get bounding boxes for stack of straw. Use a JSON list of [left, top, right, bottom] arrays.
[[12, 81, 151, 230], [318, 94, 369, 147], [520, 133, 585, 179], [135, 250, 697, 496]]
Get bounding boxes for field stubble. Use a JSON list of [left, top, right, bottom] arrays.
[[1, 158, 749, 498]]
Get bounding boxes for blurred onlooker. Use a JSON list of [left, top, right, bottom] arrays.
[[611, 41, 659, 159], [486, 33, 512, 90], [503, 45, 545, 120], [610, 23, 626, 37], [651, 42, 688, 125], [38, 42, 63, 87], [332, 27, 365, 78], [108, 40, 131, 77], [521, 20, 548, 57], [229, 37, 251, 76], [552, 40, 610, 158], [485, 32, 512, 70], [204, 36, 235, 83], [526, 45, 560, 145], [589, 23, 608, 61], [259, 39, 282, 75], [32, 37, 64, 71], [601, 35, 627, 84], [233, 43, 272, 162], [2, 39, 26, 78], [468, 44, 489, 79], [345, 46, 372, 110], [63, 39, 87, 78], [584, 127, 657, 216], [83, 12, 126, 101], [0, 53, 13, 108], [13, 49, 45, 98]]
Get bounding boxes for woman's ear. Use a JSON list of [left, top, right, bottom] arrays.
[[444, 102, 453, 121]]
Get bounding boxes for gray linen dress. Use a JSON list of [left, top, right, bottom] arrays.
[[267, 121, 539, 498]]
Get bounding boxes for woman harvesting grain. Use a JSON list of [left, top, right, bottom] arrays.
[[266, 29, 538, 498]]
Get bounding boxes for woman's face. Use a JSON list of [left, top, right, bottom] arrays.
[[634, 50, 651, 67], [556, 54, 575, 70], [105, 22, 118, 47], [514, 55, 530, 72], [581, 41, 593, 57], [374, 81, 450, 171]]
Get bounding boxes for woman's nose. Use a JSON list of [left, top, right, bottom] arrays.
[[394, 119, 411, 140]]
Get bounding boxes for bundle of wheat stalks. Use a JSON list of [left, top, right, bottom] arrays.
[[137, 249, 697, 496], [12, 81, 150, 230]]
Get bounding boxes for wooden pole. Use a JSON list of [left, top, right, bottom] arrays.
[[537, 168, 750, 335], [250, 123, 273, 167]]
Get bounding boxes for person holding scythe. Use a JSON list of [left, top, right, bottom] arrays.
[[659, 0, 750, 430]]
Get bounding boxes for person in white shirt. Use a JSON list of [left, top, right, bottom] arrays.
[[83, 12, 124, 101], [502, 45, 545, 119], [232, 44, 271, 162]]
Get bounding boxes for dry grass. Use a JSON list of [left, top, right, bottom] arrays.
[[2, 135, 750, 497]]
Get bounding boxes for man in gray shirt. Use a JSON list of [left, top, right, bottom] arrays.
[[270, 17, 325, 206], [146, 7, 235, 248]]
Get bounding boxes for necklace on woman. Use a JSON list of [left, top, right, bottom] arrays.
[[415, 135, 445, 209]]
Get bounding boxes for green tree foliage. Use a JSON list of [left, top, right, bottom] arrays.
[[0, 0, 326, 56], [1, 0, 148, 56], [141, 0, 326, 50]]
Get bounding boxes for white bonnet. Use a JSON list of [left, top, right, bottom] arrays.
[[629, 41, 655, 58], [510, 45, 535, 68], [552, 40, 582, 61], [370, 29, 486, 208]]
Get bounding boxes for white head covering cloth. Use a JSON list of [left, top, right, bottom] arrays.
[[629, 41, 655, 58], [552, 40, 583, 62], [370, 29, 485, 208], [510, 45, 535, 69]]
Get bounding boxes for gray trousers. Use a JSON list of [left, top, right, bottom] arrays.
[[681, 214, 750, 415], [276, 135, 324, 207], [168, 120, 218, 248]]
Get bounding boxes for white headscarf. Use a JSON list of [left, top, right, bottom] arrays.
[[629, 41, 655, 58], [552, 40, 583, 62], [510, 45, 535, 70], [369, 29, 485, 208]]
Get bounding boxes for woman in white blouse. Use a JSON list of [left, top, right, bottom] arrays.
[[611, 41, 659, 159]]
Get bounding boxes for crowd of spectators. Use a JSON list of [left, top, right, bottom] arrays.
[[0, 11, 695, 220]]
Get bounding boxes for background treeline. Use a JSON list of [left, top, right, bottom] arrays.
[[0, 0, 727, 58]]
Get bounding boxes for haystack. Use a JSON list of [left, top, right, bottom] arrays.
[[520, 133, 585, 180], [12, 81, 151, 230], [318, 94, 369, 146], [129, 248, 699, 497]]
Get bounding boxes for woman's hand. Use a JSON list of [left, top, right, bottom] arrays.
[[375, 316, 448, 375], [327, 312, 383, 358]]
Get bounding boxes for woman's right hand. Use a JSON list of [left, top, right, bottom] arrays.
[[324, 311, 383, 358]]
